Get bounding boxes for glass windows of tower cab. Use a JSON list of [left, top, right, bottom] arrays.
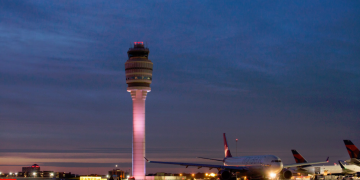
[[125, 62, 153, 69], [125, 69, 152, 73], [126, 76, 152, 80]]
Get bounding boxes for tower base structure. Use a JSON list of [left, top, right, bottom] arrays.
[[128, 87, 151, 180]]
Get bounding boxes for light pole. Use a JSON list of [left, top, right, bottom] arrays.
[[236, 139, 238, 156]]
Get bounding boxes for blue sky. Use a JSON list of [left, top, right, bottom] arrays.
[[0, 0, 359, 175]]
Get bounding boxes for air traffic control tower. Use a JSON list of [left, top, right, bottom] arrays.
[[125, 42, 153, 180]]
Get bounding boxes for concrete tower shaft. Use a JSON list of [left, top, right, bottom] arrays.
[[129, 90, 148, 180], [125, 42, 152, 180]]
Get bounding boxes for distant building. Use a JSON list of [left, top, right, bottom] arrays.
[[80, 176, 107, 180], [15, 164, 74, 178], [145, 174, 186, 180], [56, 172, 74, 178], [155, 172, 173, 176], [108, 169, 125, 180], [20, 164, 41, 177], [143, 172, 188, 180], [22, 164, 40, 173], [40, 171, 55, 178]]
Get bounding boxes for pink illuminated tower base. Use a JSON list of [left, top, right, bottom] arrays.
[[128, 88, 150, 180], [125, 42, 153, 180]]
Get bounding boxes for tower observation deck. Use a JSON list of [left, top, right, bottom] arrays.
[[125, 42, 153, 89], [125, 42, 153, 180]]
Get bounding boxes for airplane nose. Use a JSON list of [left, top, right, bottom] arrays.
[[278, 163, 284, 172], [271, 163, 282, 172]]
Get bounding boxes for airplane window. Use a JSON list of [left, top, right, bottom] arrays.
[[271, 160, 282, 162]]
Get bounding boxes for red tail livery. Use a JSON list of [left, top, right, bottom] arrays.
[[291, 150, 308, 163], [223, 133, 232, 158], [344, 140, 360, 159]]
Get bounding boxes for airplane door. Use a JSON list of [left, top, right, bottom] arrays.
[[315, 167, 321, 174]]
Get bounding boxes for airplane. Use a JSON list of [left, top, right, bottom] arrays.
[[287, 150, 314, 175], [344, 140, 360, 166], [308, 161, 360, 177], [338, 160, 360, 175], [287, 150, 360, 177], [145, 133, 328, 180]]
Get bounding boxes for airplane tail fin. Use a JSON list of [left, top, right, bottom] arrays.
[[338, 160, 346, 169], [344, 140, 360, 159], [223, 133, 232, 158], [291, 150, 308, 163]]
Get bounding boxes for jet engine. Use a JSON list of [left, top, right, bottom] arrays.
[[218, 170, 232, 180], [282, 170, 293, 179]]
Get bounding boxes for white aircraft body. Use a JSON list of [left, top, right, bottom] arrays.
[[222, 155, 284, 179], [288, 150, 359, 176], [291, 163, 360, 176], [146, 133, 328, 180]]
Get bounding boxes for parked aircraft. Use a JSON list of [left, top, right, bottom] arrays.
[[338, 160, 360, 175], [145, 133, 328, 180], [287, 150, 314, 175], [287, 150, 360, 177], [344, 140, 360, 166]]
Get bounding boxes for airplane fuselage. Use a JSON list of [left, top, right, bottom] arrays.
[[291, 164, 360, 175], [224, 155, 283, 178], [348, 158, 360, 166]]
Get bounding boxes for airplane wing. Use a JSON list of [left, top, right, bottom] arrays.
[[283, 157, 329, 168], [197, 157, 224, 162], [145, 158, 248, 171]]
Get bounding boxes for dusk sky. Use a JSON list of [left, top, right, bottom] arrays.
[[1, 0, 360, 175]]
